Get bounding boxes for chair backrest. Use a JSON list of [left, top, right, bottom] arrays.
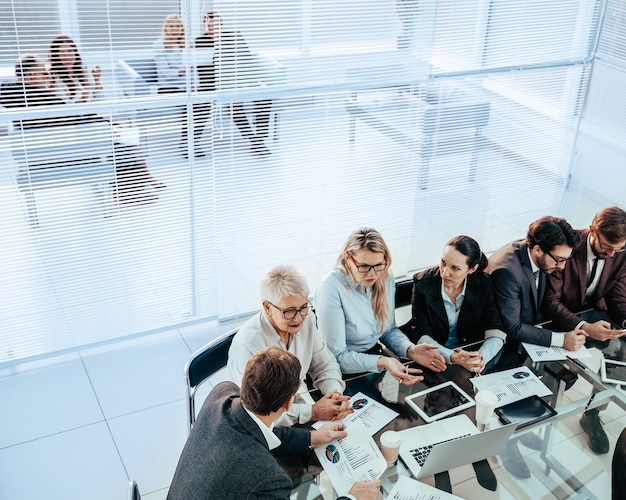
[[128, 480, 141, 500], [185, 328, 238, 432], [128, 59, 159, 85], [395, 278, 414, 309], [116, 59, 158, 97]]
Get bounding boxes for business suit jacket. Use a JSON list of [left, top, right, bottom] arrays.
[[543, 229, 626, 330], [487, 240, 552, 346], [167, 381, 310, 500], [405, 267, 504, 346]]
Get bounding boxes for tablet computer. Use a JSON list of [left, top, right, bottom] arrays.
[[404, 381, 475, 423], [494, 395, 556, 430], [601, 358, 626, 386]]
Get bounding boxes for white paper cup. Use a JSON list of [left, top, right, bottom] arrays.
[[475, 390, 499, 429], [380, 430, 402, 466]]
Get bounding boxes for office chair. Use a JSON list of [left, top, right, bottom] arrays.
[[184, 328, 238, 433], [127, 480, 141, 500]]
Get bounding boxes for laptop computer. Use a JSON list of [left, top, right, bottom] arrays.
[[398, 414, 516, 478]]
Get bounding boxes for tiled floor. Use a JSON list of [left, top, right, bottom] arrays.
[[0, 319, 241, 500], [1, 316, 624, 500]]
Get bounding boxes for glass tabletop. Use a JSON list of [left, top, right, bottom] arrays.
[[299, 339, 626, 500]]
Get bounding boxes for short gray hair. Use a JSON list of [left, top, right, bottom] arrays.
[[260, 265, 309, 304]]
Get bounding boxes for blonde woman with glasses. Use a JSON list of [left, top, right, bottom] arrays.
[[315, 228, 446, 396]]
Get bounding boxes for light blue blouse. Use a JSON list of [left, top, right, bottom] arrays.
[[152, 39, 187, 89], [315, 270, 413, 374]]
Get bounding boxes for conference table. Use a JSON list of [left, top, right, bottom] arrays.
[[294, 336, 626, 499]]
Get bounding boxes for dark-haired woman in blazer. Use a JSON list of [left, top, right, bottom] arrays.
[[404, 235, 506, 374]]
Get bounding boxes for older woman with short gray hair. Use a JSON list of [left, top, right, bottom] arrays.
[[228, 265, 352, 426]]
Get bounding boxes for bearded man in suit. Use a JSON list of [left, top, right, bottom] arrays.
[[543, 206, 626, 455]]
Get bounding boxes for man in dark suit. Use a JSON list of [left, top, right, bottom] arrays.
[[543, 206, 626, 455], [488, 216, 585, 364], [613, 427, 626, 500], [167, 346, 381, 500], [487, 216, 585, 478], [193, 12, 273, 156]]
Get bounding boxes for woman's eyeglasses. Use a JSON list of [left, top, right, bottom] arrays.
[[268, 302, 312, 320], [349, 254, 388, 274]]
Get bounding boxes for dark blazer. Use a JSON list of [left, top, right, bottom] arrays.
[[405, 266, 504, 346], [195, 30, 258, 90], [543, 229, 626, 330], [167, 381, 310, 500], [487, 240, 552, 346]]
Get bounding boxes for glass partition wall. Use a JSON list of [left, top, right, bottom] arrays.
[[1, 0, 618, 364]]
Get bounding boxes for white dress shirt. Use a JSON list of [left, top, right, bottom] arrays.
[[228, 311, 345, 426]]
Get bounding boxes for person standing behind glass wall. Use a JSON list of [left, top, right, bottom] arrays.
[[315, 227, 446, 397], [404, 235, 506, 374]]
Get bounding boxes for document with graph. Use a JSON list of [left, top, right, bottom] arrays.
[[522, 342, 591, 362], [314, 421, 387, 496], [312, 391, 398, 436], [470, 366, 551, 406]]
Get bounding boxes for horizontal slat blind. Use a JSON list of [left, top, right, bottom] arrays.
[[0, 0, 603, 364], [568, 0, 626, 206]]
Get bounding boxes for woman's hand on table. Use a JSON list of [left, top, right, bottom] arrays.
[[311, 391, 353, 421], [407, 343, 446, 372], [379, 356, 423, 384], [450, 348, 484, 373]]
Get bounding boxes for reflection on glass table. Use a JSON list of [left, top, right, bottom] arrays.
[[293, 343, 624, 500]]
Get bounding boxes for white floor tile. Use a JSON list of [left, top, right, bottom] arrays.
[[0, 422, 127, 500], [81, 334, 191, 418], [108, 400, 188, 495], [0, 358, 103, 449], [178, 317, 247, 354]]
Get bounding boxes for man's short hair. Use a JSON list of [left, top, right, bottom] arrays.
[[592, 206, 626, 243], [240, 347, 301, 415], [260, 265, 309, 304], [15, 54, 42, 81], [526, 216, 581, 252]]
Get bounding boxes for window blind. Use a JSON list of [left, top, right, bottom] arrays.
[[0, 0, 605, 364], [567, 0, 626, 210]]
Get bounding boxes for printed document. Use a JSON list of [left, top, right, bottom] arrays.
[[314, 421, 387, 495], [386, 476, 464, 500], [522, 343, 591, 362], [312, 391, 398, 436], [470, 366, 551, 407]]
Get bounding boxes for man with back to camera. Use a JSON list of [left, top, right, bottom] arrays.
[[167, 346, 381, 500], [543, 206, 626, 455], [487, 216, 586, 478]]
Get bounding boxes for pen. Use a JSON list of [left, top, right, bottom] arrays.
[[566, 356, 589, 372]]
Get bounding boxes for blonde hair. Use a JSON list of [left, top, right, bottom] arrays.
[[336, 227, 391, 328], [162, 15, 185, 47]]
